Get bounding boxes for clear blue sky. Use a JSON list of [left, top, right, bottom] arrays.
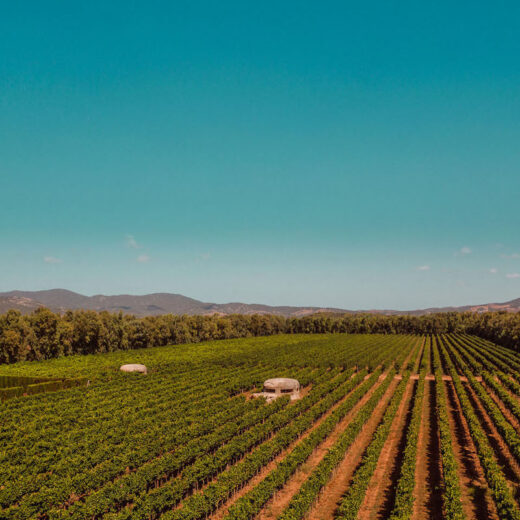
[[1, 1, 519, 309]]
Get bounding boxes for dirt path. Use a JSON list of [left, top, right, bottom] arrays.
[[413, 338, 426, 374], [502, 378, 520, 405], [255, 372, 394, 520], [464, 382, 520, 501], [427, 340, 433, 373], [412, 379, 443, 520], [495, 375, 520, 405], [482, 381, 520, 433], [210, 373, 365, 519], [253, 341, 419, 520], [357, 378, 416, 520], [445, 381, 499, 519], [299, 377, 401, 520], [413, 374, 482, 383], [171, 374, 357, 516]]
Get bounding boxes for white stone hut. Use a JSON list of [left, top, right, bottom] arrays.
[[120, 364, 147, 374], [253, 377, 301, 402]]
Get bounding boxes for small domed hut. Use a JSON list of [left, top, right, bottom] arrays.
[[253, 378, 301, 402], [120, 364, 147, 374]]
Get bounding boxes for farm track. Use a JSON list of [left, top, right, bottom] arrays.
[[412, 379, 443, 520], [445, 380, 499, 520], [202, 372, 364, 520], [254, 371, 392, 520], [412, 337, 426, 374], [12, 335, 520, 520], [3, 366, 279, 499], [255, 339, 421, 520], [2, 337, 418, 520], [412, 337, 441, 520], [57, 389, 286, 512], [463, 381, 520, 501], [497, 375, 520, 404], [298, 376, 400, 520], [125, 372, 348, 518], [482, 380, 520, 433], [357, 378, 416, 520]]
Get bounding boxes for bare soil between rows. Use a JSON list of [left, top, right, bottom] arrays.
[[255, 371, 392, 520], [464, 381, 520, 503], [444, 380, 499, 520], [301, 377, 401, 520], [412, 379, 443, 520], [357, 378, 416, 520], [210, 371, 364, 519]]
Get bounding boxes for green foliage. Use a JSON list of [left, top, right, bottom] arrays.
[[223, 370, 379, 520], [387, 340, 428, 520], [4, 332, 520, 520], [0, 334, 416, 520], [0, 385, 24, 400], [164, 370, 379, 520], [439, 336, 520, 520], [335, 372, 410, 520], [1, 307, 520, 365], [431, 337, 466, 520], [0, 374, 85, 401], [277, 367, 402, 520]]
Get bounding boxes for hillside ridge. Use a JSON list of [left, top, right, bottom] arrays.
[[0, 289, 519, 317]]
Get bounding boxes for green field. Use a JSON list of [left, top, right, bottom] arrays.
[[3, 333, 520, 520]]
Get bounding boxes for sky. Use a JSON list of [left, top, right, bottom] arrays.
[[1, 1, 520, 310]]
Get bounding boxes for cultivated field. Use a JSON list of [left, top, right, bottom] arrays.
[[2, 333, 520, 519]]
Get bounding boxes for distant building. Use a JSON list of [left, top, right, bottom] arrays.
[[120, 364, 147, 374], [253, 377, 301, 402]]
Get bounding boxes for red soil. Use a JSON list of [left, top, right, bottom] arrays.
[[357, 378, 416, 520], [483, 381, 520, 433], [301, 378, 400, 520], [412, 379, 443, 520], [255, 340, 422, 520], [464, 382, 520, 501], [445, 380, 499, 519], [256, 372, 394, 520], [210, 374, 361, 519]]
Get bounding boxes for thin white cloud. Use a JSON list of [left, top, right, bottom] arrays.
[[501, 253, 520, 259], [43, 256, 62, 264], [126, 234, 140, 249], [489, 268, 498, 274], [506, 273, 520, 279], [137, 254, 151, 263], [417, 265, 431, 271], [458, 246, 472, 255]]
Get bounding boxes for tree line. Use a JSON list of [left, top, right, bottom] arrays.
[[0, 307, 519, 364]]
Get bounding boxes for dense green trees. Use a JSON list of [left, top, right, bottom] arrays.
[[0, 307, 519, 364]]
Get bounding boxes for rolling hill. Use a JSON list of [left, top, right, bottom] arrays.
[[0, 289, 519, 317]]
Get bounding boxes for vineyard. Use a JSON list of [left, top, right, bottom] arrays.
[[3, 332, 520, 519]]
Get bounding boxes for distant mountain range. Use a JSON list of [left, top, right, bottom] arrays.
[[0, 289, 519, 317]]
